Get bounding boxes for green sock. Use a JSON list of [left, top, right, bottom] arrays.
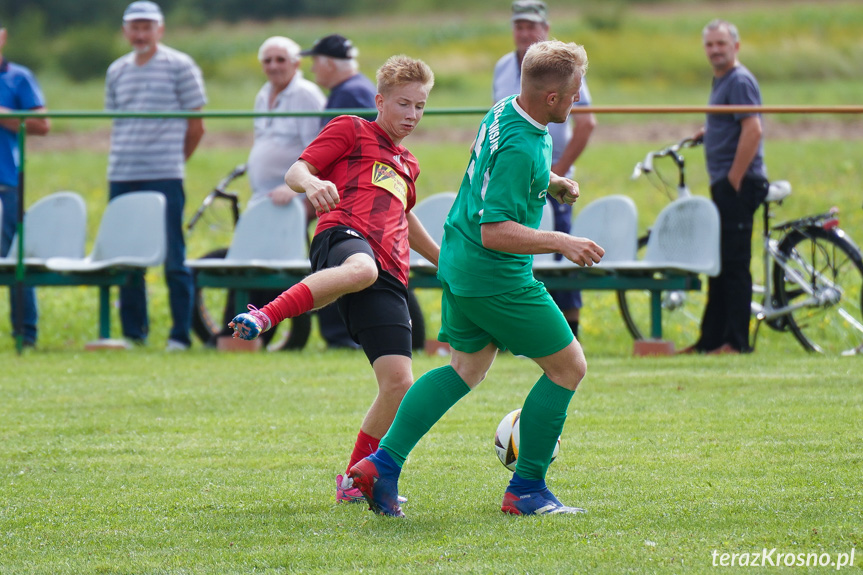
[[380, 365, 470, 467], [515, 374, 575, 481]]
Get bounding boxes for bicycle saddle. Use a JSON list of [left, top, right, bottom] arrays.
[[765, 180, 792, 203]]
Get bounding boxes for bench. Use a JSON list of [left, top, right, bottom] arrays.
[[408, 193, 719, 350], [0, 191, 167, 345]]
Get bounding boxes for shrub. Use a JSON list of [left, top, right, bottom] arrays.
[[3, 8, 51, 72], [56, 26, 124, 83]]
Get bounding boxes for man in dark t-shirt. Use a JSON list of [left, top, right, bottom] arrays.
[[685, 19, 768, 355]]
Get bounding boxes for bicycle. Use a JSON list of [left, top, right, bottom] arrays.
[[186, 165, 428, 351], [617, 138, 863, 355], [186, 164, 311, 350]]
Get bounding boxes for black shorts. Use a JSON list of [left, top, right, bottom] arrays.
[[310, 226, 412, 364]]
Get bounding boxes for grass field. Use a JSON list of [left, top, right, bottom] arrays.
[[2, 2, 862, 572], [2, 351, 861, 573], [2, 136, 861, 572]]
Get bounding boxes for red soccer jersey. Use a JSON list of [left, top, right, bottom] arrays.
[[301, 115, 420, 286]]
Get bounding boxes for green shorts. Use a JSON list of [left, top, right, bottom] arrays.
[[438, 279, 574, 358]]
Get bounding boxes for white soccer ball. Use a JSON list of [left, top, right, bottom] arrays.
[[494, 408, 560, 471]]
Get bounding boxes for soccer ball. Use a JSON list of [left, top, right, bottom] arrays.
[[493, 408, 560, 471]]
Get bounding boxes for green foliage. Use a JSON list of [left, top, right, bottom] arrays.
[[56, 26, 124, 83], [8, 1, 863, 113], [581, 0, 629, 32], [2, 7, 50, 72]]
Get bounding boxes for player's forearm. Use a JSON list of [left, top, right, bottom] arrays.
[[407, 212, 440, 266], [285, 160, 318, 195], [481, 220, 564, 255]]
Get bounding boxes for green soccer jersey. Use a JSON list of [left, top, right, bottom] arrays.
[[438, 95, 552, 296]]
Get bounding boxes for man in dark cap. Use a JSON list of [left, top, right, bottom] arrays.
[[301, 34, 379, 351], [301, 34, 376, 127]]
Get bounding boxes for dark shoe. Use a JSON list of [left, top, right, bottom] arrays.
[[676, 344, 702, 355], [348, 456, 405, 518], [707, 343, 740, 355], [501, 488, 586, 516]]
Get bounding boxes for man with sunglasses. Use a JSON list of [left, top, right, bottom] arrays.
[[247, 36, 325, 208]]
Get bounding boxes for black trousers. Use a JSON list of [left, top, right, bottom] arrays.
[[696, 176, 769, 352]]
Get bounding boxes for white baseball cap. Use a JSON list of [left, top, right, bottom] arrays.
[[123, 1, 164, 23]]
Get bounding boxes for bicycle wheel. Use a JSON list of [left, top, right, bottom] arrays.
[[773, 226, 863, 354], [191, 248, 231, 345], [616, 236, 708, 349], [191, 248, 311, 350]]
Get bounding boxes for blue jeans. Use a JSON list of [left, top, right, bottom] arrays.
[[109, 180, 194, 345], [1, 185, 38, 344]]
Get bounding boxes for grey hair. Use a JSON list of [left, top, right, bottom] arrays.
[[703, 19, 740, 43], [258, 36, 300, 63], [331, 57, 359, 74]]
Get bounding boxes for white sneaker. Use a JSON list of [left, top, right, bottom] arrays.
[[165, 339, 190, 352], [841, 344, 863, 357]]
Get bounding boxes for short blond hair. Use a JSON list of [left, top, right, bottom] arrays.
[[376, 55, 435, 96], [521, 40, 588, 93]]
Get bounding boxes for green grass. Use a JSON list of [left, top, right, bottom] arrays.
[[2, 351, 860, 573], [6, 136, 863, 353], [3, 3, 863, 568]]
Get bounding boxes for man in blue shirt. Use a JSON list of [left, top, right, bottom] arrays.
[[301, 34, 377, 128], [0, 21, 51, 347]]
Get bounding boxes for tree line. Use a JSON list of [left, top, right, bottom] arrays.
[[0, 0, 356, 33]]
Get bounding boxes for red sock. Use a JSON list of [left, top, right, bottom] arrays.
[[347, 429, 380, 474], [261, 282, 314, 326]]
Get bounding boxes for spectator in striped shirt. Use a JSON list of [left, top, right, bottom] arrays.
[[105, 1, 207, 351]]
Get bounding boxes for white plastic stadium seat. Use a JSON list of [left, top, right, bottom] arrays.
[[612, 196, 721, 276], [185, 196, 309, 272], [410, 192, 456, 270], [535, 194, 639, 271], [569, 194, 639, 267], [0, 191, 87, 267], [45, 191, 166, 272]]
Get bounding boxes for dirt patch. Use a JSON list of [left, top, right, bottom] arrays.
[[28, 118, 863, 154]]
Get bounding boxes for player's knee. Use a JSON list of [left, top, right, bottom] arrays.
[[380, 373, 412, 398], [344, 255, 378, 289], [546, 359, 585, 391], [450, 360, 491, 389]]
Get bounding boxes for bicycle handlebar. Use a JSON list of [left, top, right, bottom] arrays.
[[631, 137, 701, 179], [186, 163, 246, 231]]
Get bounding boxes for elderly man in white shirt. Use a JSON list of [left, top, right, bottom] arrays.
[[247, 36, 326, 208]]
